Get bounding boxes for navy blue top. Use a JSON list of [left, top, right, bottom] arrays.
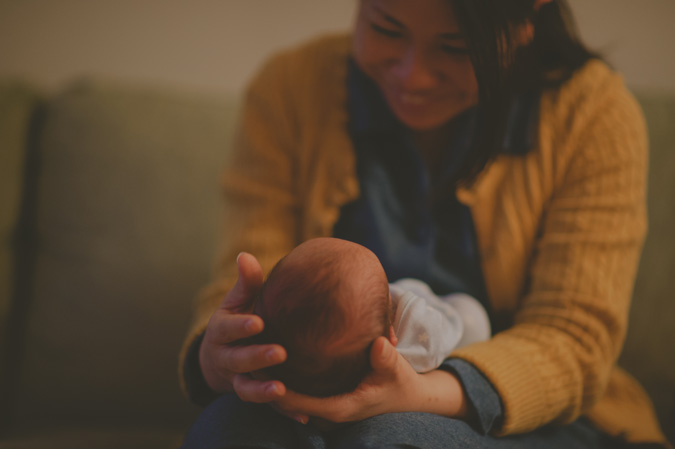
[[333, 58, 539, 434], [334, 59, 488, 309]]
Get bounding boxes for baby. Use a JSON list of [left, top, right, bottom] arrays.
[[244, 238, 490, 397]]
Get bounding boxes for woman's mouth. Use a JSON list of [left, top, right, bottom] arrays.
[[399, 92, 429, 106]]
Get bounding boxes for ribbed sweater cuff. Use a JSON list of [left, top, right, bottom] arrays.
[[451, 336, 558, 436]]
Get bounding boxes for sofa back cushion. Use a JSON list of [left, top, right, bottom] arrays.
[[6, 79, 674, 441], [12, 80, 238, 429]]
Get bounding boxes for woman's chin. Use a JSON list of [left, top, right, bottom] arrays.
[[396, 115, 448, 132]]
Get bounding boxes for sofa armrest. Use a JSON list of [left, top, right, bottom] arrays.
[[0, 80, 43, 428]]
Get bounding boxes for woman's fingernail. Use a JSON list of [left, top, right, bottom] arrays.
[[236, 252, 244, 263], [245, 319, 257, 332], [292, 414, 308, 425], [266, 348, 279, 362], [266, 383, 280, 395], [381, 341, 389, 358]]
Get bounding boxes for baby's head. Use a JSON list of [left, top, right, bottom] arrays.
[[251, 238, 391, 397]]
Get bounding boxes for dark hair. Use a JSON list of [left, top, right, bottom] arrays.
[[246, 250, 391, 397], [447, 0, 599, 189]]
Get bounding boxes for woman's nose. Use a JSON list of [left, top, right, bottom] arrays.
[[391, 47, 438, 91]]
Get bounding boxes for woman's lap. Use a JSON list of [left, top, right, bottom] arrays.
[[180, 394, 610, 449]]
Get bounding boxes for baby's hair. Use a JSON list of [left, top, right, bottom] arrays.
[[249, 241, 390, 397]]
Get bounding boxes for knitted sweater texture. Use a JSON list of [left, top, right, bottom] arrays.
[[179, 34, 666, 445]]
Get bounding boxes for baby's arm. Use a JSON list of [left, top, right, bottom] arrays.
[[440, 292, 491, 348], [390, 279, 491, 373]]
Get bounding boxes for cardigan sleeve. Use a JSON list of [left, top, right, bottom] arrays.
[[450, 68, 648, 436], [178, 50, 304, 399]]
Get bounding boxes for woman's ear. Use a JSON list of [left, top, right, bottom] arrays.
[[515, 21, 535, 47], [534, 0, 553, 11], [515, 0, 553, 47]]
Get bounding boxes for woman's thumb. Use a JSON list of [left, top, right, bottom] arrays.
[[370, 336, 398, 373], [222, 252, 263, 311]]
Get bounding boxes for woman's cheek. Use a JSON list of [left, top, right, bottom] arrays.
[[356, 41, 401, 83]]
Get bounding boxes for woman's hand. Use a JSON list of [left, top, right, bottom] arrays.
[[273, 336, 469, 424], [198, 252, 288, 403]]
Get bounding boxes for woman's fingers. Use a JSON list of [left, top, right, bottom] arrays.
[[369, 336, 399, 374], [208, 310, 286, 373], [210, 310, 263, 344], [273, 388, 356, 423], [233, 374, 287, 403], [268, 402, 310, 425], [199, 252, 286, 395], [222, 252, 264, 311], [270, 338, 402, 422], [220, 343, 287, 374], [200, 316, 286, 394]]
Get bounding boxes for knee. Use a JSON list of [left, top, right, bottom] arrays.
[[181, 394, 296, 449], [332, 413, 479, 449]]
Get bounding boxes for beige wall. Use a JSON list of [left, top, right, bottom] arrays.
[[0, 0, 673, 93], [568, 0, 675, 93]]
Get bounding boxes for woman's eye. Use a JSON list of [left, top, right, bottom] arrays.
[[442, 45, 469, 56], [371, 23, 402, 38]]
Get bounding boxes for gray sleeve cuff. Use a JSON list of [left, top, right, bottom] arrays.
[[440, 358, 504, 434]]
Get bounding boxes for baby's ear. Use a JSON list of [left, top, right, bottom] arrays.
[[387, 325, 398, 347]]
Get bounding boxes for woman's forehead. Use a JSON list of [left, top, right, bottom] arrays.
[[360, 0, 462, 35]]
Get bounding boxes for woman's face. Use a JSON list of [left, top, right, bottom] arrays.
[[353, 0, 479, 132]]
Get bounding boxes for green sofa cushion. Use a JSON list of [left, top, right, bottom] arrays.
[[12, 79, 238, 430]]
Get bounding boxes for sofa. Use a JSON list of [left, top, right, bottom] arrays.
[[0, 77, 673, 448]]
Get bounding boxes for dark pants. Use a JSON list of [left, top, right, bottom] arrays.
[[180, 394, 652, 449]]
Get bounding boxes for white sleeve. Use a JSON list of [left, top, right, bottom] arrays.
[[390, 279, 491, 373], [441, 292, 491, 348], [390, 283, 464, 373]]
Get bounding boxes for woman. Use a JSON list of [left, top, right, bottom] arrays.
[[179, 0, 669, 447]]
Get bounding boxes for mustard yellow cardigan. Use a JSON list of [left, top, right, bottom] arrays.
[[180, 34, 667, 445]]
